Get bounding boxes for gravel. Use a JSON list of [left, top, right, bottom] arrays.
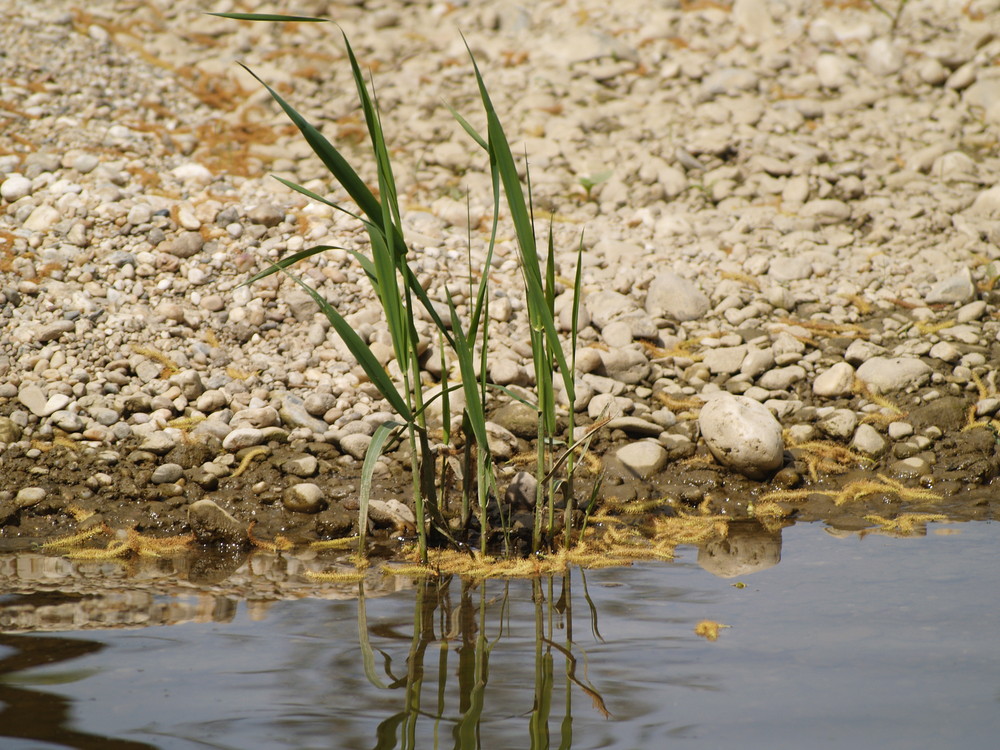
[[3, 0, 1000, 543]]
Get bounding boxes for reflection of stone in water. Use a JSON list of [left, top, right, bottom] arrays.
[[697, 521, 782, 578]]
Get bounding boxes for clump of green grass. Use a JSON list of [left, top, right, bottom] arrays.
[[210, 13, 596, 563]]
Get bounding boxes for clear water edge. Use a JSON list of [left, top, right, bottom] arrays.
[[1, 520, 998, 750]]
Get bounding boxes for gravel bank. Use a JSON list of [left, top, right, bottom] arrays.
[[2, 0, 1000, 549]]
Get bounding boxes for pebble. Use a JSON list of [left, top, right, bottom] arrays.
[[855, 357, 932, 393], [139, 432, 178, 455], [852, 424, 887, 457], [644, 271, 710, 322], [283, 483, 325, 513], [282, 454, 318, 478], [222, 427, 266, 451], [151, 463, 184, 484], [1, 174, 32, 202], [699, 394, 784, 479], [813, 362, 855, 397], [15, 487, 47, 507], [615, 441, 668, 479], [188, 499, 248, 545], [339, 433, 372, 460]]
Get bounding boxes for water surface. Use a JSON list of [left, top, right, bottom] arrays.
[[1, 521, 998, 750]]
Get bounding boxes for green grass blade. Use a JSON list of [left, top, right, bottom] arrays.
[[207, 12, 328, 22], [241, 245, 343, 286], [236, 63, 383, 222], [358, 421, 402, 552], [446, 294, 490, 458], [281, 271, 411, 420], [445, 103, 488, 151], [270, 175, 365, 223]]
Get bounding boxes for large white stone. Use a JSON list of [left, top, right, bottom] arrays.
[[855, 357, 932, 393], [699, 394, 784, 479]]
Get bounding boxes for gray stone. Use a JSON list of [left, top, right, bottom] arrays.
[[699, 393, 784, 479], [304, 392, 337, 417], [51, 410, 84, 432], [585, 290, 640, 329], [279, 394, 328, 434], [222, 427, 266, 451], [851, 424, 887, 456], [757, 365, 806, 391], [606, 416, 663, 437], [491, 400, 539, 438], [248, 202, 284, 226], [615, 440, 668, 478], [504, 471, 538, 510], [925, 267, 975, 305], [282, 454, 318, 477], [597, 347, 650, 384], [151, 463, 184, 484], [367, 499, 415, 528], [232, 406, 280, 429], [15, 487, 46, 507], [817, 408, 858, 440], [485, 421, 518, 460], [844, 339, 886, 366], [283, 483, 325, 513], [188, 499, 247, 545], [855, 357, 932, 393], [195, 389, 228, 413], [800, 199, 851, 224], [37, 320, 75, 343], [813, 362, 855, 397], [339, 432, 372, 460], [588, 392, 631, 420], [139, 432, 178, 455], [161, 231, 204, 258], [704, 345, 747, 375], [170, 370, 205, 400], [645, 271, 710, 322]]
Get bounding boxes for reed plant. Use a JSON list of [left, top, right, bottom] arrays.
[[211, 13, 595, 563]]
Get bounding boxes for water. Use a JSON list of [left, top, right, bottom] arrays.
[[1, 521, 998, 750]]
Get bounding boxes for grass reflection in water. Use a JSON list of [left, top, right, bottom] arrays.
[[358, 572, 607, 750]]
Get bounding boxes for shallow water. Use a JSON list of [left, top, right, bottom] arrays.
[[1, 521, 998, 750]]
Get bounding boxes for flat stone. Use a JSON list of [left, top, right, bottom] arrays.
[[817, 408, 858, 440], [188, 499, 247, 545], [699, 393, 784, 479], [615, 440, 668, 478], [645, 271, 710, 322], [491, 400, 539, 439], [279, 394, 328, 434], [37, 320, 75, 343], [339, 432, 372, 460], [852, 424, 887, 456], [15, 487, 46, 507], [160, 231, 204, 258], [925, 267, 975, 305], [139, 432, 178, 455], [855, 357, 932, 393], [222, 427, 266, 451], [606, 416, 663, 437], [813, 362, 856, 397], [282, 454, 318, 478], [151, 463, 184, 484]]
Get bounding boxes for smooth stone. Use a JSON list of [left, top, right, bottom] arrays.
[[24, 205, 61, 232], [888, 422, 914, 439], [490, 358, 528, 386], [232, 406, 280, 429], [282, 454, 318, 478], [597, 347, 650, 384], [605, 416, 663, 438], [588, 393, 632, 420], [1, 174, 32, 202], [644, 271, 710, 322], [151, 463, 184, 484], [585, 290, 641, 329], [279, 394, 328, 434], [139, 432, 178, 455], [855, 357, 932, 393], [699, 393, 784, 479], [160, 231, 204, 258], [18, 385, 49, 417], [304, 392, 337, 417], [888, 457, 932, 479], [170, 370, 205, 400], [16, 487, 47, 507], [248, 203, 284, 226], [504, 470, 538, 510], [222, 427, 266, 451], [51, 410, 84, 432], [37, 320, 75, 343], [615, 440, 668, 478], [367, 499, 415, 528], [491, 400, 538, 439], [741, 347, 775, 378], [283, 483, 325, 513], [800, 199, 851, 224], [339, 432, 372, 460], [188, 499, 247, 545], [844, 339, 886, 365], [813, 362, 856, 397], [195, 389, 228, 413], [925, 267, 975, 304], [757, 365, 806, 391], [485, 421, 518, 460], [852, 424, 887, 456], [817, 408, 858, 440], [929, 341, 961, 363], [704, 345, 747, 375]]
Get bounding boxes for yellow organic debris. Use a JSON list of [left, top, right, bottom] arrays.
[[694, 620, 729, 641]]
